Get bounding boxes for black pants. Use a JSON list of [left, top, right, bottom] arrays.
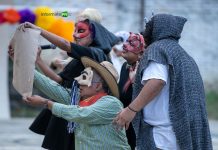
[[126, 123, 136, 150], [29, 109, 75, 150]]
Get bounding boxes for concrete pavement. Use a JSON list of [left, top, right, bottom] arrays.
[[0, 118, 43, 150], [0, 118, 218, 150]]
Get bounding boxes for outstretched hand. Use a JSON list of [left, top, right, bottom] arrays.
[[8, 22, 42, 61], [18, 22, 41, 32], [113, 107, 136, 130], [24, 95, 47, 107]]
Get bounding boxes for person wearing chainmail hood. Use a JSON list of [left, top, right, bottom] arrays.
[[114, 14, 212, 150], [12, 9, 120, 150]]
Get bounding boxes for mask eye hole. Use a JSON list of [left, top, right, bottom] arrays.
[[82, 75, 87, 80], [78, 29, 85, 33]]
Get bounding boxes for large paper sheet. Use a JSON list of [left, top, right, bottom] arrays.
[[10, 28, 41, 98]]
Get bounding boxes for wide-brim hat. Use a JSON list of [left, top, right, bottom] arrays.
[[81, 56, 119, 99]]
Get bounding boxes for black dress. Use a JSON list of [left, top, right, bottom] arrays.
[[118, 62, 136, 150], [29, 20, 120, 150]]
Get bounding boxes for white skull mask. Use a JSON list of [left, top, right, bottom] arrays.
[[74, 67, 94, 87]]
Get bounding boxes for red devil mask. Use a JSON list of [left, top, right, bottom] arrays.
[[73, 21, 91, 39], [123, 32, 145, 54]]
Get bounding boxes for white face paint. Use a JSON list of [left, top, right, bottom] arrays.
[[74, 67, 94, 87]]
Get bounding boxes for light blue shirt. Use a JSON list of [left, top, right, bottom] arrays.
[[34, 70, 130, 150]]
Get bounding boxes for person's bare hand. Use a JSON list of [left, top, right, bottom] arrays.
[[18, 22, 41, 32], [51, 58, 67, 70], [24, 95, 47, 107], [113, 107, 136, 130], [36, 47, 42, 63], [8, 45, 14, 61]]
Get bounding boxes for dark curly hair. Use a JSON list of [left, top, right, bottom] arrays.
[[143, 18, 153, 46]]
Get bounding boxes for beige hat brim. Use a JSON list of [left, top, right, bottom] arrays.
[[81, 57, 119, 99]]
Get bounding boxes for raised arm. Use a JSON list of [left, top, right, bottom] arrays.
[[36, 48, 63, 83], [18, 22, 71, 53], [51, 96, 123, 124], [25, 96, 123, 125], [40, 28, 71, 52], [34, 70, 71, 104]]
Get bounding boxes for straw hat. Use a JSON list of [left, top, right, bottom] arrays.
[[81, 56, 119, 98]]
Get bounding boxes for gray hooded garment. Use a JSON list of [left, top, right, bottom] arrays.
[[89, 20, 120, 55], [133, 14, 212, 150]]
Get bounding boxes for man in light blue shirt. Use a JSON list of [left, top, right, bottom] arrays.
[[25, 57, 130, 150]]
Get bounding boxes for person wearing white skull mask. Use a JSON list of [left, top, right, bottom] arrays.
[[24, 57, 130, 150]]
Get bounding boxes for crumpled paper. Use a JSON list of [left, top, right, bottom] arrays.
[[10, 28, 41, 99]]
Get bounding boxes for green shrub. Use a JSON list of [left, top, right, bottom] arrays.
[[206, 91, 218, 120]]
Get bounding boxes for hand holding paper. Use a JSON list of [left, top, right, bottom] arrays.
[[10, 28, 41, 98]]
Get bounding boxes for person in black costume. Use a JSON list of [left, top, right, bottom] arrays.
[[15, 17, 119, 150], [118, 32, 146, 150]]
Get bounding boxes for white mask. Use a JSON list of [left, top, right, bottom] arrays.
[[74, 67, 94, 87]]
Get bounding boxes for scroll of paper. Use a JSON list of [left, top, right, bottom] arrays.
[[10, 28, 41, 98]]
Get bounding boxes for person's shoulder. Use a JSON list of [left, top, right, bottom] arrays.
[[89, 46, 104, 53], [101, 95, 118, 99], [99, 95, 123, 109]]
